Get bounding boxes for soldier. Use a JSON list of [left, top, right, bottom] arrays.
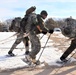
[[59, 18, 76, 62], [8, 17, 29, 56], [60, 38, 76, 62], [8, 6, 36, 56], [24, 10, 54, 65]]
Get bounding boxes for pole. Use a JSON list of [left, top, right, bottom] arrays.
[[40, 34, 44, 40], [0, 32, 18, 43], [37, 34, 51, 61]]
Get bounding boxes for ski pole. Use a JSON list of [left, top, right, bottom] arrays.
[[0, 45, 51, 49], [0, 38, 16, 44], [0, 32, 18, 43], [0, 47, 25, 49], [39, 34, 44, 40], [37, 34, 51, 61], [0, 32, 29, 44]]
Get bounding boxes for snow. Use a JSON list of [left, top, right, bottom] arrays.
[[0, 32, 76, 71]]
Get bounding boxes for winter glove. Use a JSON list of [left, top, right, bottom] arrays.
[[42, 31, 47, 34], [48, 29, 54, 34]]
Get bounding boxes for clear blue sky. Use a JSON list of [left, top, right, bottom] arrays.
[[0, 0, 76, 21]]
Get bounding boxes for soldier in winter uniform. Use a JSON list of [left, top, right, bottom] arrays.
[[59, 18, 76, 62], [8, 6, 36, 56], [8, 17, 29, 56], [24, 9, 54, 64]]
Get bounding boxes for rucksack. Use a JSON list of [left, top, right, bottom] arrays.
[[20, 6, 36, 32], [26, 6, 36, 15], [61, 18, 76, 38], [9, 17, 21, 32], [20, 16, 28, 32]]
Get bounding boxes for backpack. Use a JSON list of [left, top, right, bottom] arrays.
[[20, 16, 28, 32], [61, 18, 76, 38], [9, 17, 21, 32], [26, 6, 36, 15], [20, 6, 36, 32]]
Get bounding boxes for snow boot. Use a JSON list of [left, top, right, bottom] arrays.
[[33, 60, 40, 65], [25, 55, 40, 65], [8, 51, 15, 56], [25, 51, 29, 55]]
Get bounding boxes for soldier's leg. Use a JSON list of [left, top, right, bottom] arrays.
[[8, 35, 22, 55], [29, 33, 41, 60], [23, 37, 29, 54], [60, 38, 76, 61]]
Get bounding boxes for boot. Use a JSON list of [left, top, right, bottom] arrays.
[[25, 55, 33, 65], [25, 51, 29, 55], [25, 55, 39, 65], [60, 56, 68, 63], [32, 60, 40, 65], [8, 51, 15, 56]]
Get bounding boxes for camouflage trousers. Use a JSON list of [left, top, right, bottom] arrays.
[[60, 38, 76, 60], [9, 33, 29, 52], [28, 32, 41, 59]]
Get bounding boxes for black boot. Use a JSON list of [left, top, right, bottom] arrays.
[[60, 56, 68, 63], [25, 51, 29, 55], [8, 51, 15, 56], [60, 59, 68, 63]]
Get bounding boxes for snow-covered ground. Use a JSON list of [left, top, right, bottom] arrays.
[[0, 32, 76, 71]]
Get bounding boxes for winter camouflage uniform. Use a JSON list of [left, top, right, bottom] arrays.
[[60, 18, 76, 61], [25, 13, 41, 59], [23, 9, 54, 64], [61, 18, 76, 38], [8, 17, 29, 56], [25, 12, 49, 63]]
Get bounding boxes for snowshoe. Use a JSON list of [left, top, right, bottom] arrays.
[[22, 58, 34, 67], [56, 59, 68, 64], [23, 55, 33, 66], [22, 55, 45, 66], [24, 55, 31, 63]]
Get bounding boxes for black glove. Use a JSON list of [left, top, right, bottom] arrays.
[[48, 29, 54, 34], [42, 31, 47, 34]]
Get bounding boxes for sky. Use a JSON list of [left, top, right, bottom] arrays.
[[0, 0, 76, 21], [0, 32, 76, 71]]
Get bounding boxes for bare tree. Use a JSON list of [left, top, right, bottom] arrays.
[[45, 18, 58, 30]]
